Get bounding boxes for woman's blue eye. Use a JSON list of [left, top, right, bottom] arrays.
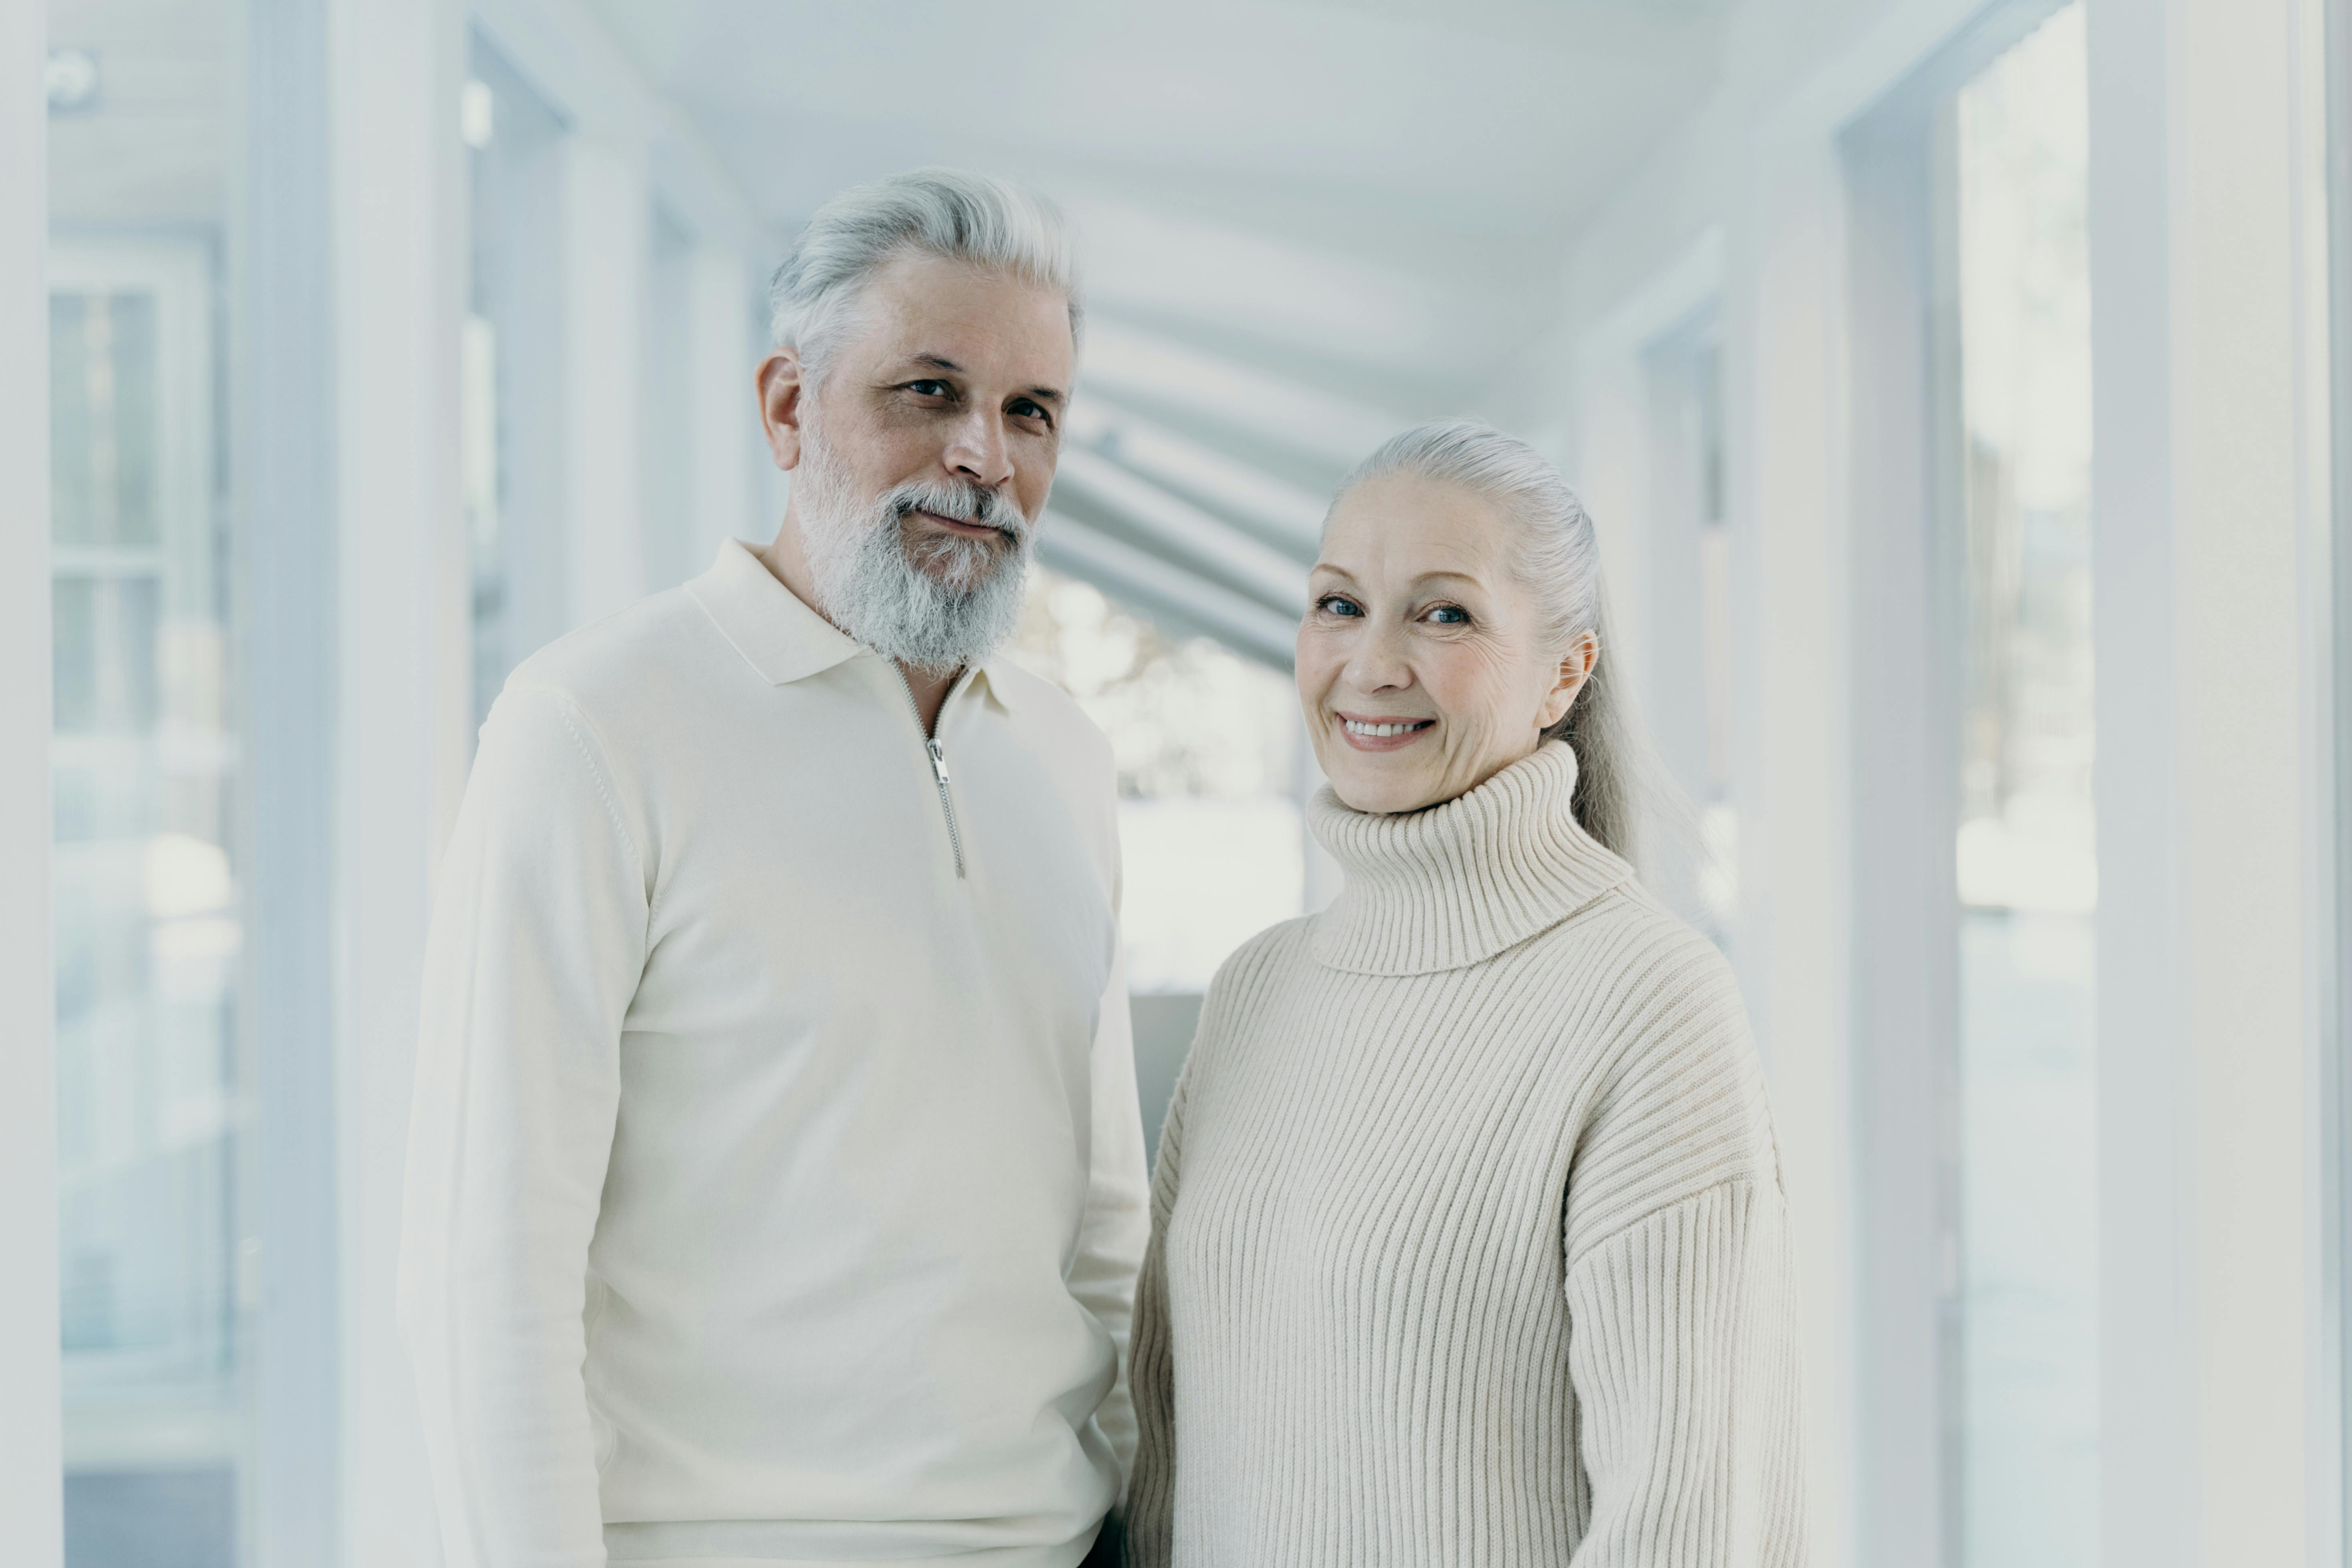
[[1317, 596, 1362, 618], [1427, 605, 1469, 625]]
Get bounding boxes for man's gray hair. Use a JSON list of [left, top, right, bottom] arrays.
[[767, 168, 1082, 380], [1333, 419, 1664, 864]]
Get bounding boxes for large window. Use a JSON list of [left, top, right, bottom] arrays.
[[48, 7, 249, 1560], [1947, 10, 2098, 1564], [1009, 570, 1304, 1158]]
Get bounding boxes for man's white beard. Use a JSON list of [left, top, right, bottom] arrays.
[[794, 420, 1035, 676]]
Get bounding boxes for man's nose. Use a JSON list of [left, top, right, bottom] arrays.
[[944, 408, 1014, 490]]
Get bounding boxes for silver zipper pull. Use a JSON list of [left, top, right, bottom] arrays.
[[926, 739, 951, 785]]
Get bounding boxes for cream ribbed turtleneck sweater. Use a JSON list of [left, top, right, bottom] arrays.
[[1121, 741, 1805, 1567]]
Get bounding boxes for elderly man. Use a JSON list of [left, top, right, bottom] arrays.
[[401, 170, 1148, 1568]]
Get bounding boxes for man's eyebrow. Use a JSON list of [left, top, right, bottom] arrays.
[[1020, 385, 1065, 406], [906, 353, 962, 373]]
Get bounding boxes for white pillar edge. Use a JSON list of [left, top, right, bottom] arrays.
[[2294, 0, 2348, 1557], [562, 135, 652, 628], [0, 4, 63, 1563], [329, 0, 470, 1561], [2173, 0, 2321, 1558], [1725, 131, 1860, 1568], [2084, 0, 2196, 1558]]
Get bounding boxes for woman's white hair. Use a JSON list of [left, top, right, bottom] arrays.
[[1333, 418, 1663, 863], [767, 167, 1082, 382]]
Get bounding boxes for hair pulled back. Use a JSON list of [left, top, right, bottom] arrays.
[[1332, 419, 1651, 861]]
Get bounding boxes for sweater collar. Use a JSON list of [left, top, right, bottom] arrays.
[[689, 538, 1021, 711], [1308, 740, 1633, 976]]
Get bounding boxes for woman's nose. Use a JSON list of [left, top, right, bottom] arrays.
[[1342, 621, 1414, 693]]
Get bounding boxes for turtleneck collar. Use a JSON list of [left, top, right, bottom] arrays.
[[1307, 740, 1634, 976]]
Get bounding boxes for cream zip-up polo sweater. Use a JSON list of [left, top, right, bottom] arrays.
[[1122, 741, 1805, 1566], [401, 541, 1151, 1568]]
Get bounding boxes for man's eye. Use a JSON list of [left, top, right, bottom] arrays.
[[1317, 596, 1363, 618], [904, 379, 951, 397], [1426, 605, 1470, 625], [1010, 399, 1053, 427]]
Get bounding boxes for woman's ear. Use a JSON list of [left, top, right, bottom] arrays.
[[757, 350, 807, 471], [1538, 631, 1599, 731]]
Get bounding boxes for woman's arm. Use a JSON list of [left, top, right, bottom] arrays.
[[1559, 926, 1807, 1564], [1115, 1060, 1190, 1568], [1564, 1178, 1807, 1566]]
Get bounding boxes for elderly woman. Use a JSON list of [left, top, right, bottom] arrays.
[[1119, 421, 1806, 1566]]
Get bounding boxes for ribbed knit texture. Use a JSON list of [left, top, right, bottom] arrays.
[[1122, 741, 1806, 1566]]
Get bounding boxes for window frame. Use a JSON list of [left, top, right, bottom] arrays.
[[1839, 4, 2084, 1563], [2326, 0, 2352, 1548]]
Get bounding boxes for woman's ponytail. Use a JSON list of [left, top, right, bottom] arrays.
[[1330, 419, 1666, 865]]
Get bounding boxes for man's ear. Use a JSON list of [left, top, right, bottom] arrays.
[[757, 349, 807, 471], [1537, 631, 1600, 731]]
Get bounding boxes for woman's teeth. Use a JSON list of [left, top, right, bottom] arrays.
[[1343, 719, 1431, 738]]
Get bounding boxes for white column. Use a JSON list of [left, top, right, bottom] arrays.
[[1724, 133, 1860, 1568], [2087, 0, 2332, 1562], [329, 0, 468, 1561], [247, 0, 344, 1559], [0, 5, 63, 1566], [687, 240, 760, 568], [564, 137, 650, 626]]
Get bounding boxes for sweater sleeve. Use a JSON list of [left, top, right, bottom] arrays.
[[1116, 1054, 1190, 1568], [1071, 939, 1151, 1485], [1563, 1179, 1807, 1566], [1559, 921, 1807, 1566], [399, 684, 648, 1568]]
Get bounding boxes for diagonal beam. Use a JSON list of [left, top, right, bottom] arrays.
[[1037, 513, 1300, 672], [1051, 444, 1310, 618], [1068, 394, 1329, 561]]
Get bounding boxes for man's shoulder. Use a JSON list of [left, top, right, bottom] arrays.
[[988, 659, 1114, 777], [501, 583, 731, 722]]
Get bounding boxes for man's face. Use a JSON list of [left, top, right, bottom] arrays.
[[756, 253, 1073, 673], [774, 252, 1072, 563]]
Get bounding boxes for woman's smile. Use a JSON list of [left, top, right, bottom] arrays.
[[1335, 712, 1438, 751]]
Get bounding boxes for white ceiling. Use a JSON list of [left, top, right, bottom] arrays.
[[585, 0, 1734, 418]]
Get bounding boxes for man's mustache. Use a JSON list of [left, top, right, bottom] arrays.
[[887, 480, 1031, 543]]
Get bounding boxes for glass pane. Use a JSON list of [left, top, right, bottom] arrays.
[[51, 291, 160, 550], [1951, 7, 2099, 1566], [49, 0, 249, 1561]]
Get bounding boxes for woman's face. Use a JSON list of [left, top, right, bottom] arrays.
[[1299, 474, 1595, 815]]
